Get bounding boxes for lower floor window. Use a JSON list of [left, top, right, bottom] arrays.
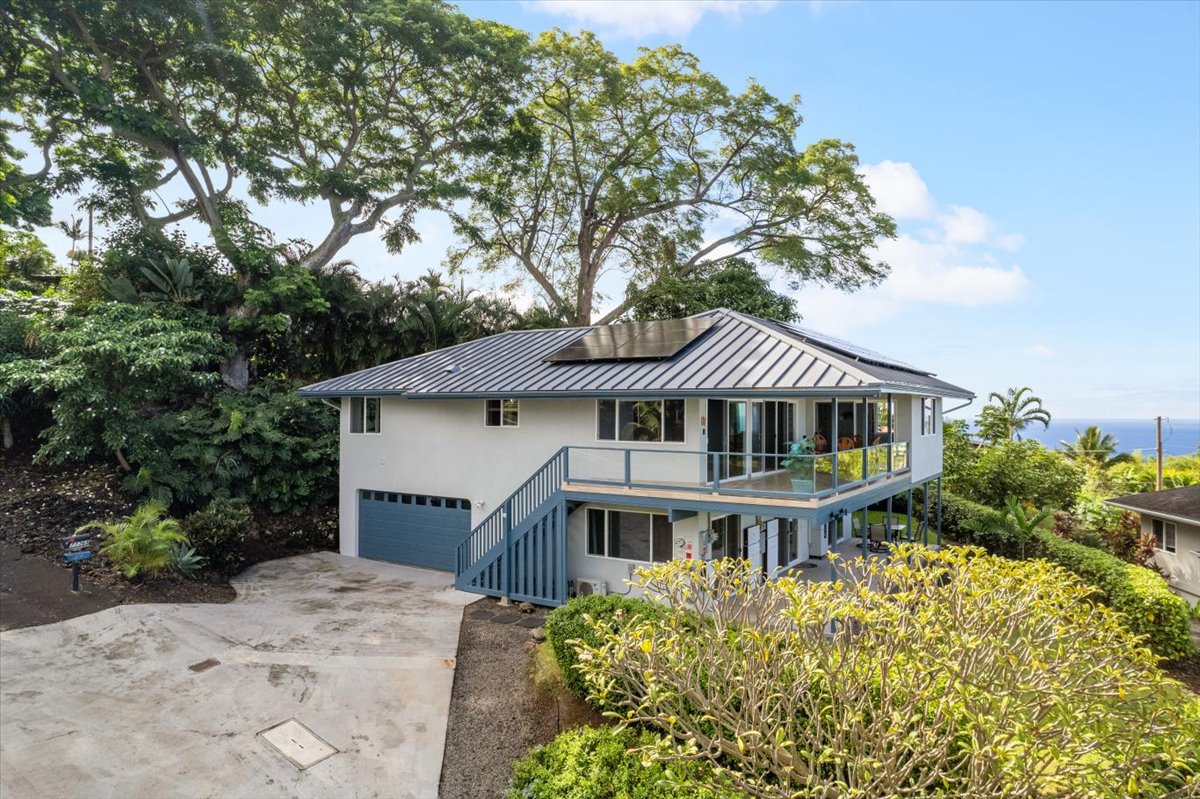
[[1152, 519, 1177, 553], [586, 509, 672, 562]]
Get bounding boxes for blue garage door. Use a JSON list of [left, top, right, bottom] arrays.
[[358, 490, 473, 571]]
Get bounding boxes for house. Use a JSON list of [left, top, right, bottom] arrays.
[[1106, 484, 1200, 601], [298, 308, 974, 606]]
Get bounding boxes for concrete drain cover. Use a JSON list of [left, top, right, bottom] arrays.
[[258, 718, 338, 770]]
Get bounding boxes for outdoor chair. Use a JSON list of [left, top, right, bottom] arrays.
[[868, 523, 889, 552]]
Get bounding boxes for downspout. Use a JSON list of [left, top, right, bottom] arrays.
[[943, 398, 974, 416]]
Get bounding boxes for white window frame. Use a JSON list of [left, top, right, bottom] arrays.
[[485, 398, 520, 428], [585, 508, 673, 563], [921, 397, 938, 436], [349, 396, 382, 435], [595, 399, 686, 443], [1153, 518, 1177, 554]]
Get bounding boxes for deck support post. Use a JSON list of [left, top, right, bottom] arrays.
[[886, 494, 893, 543], [936, 476, 943, 548], [922, 481, 930, 544], [861, 505, 869, 555]]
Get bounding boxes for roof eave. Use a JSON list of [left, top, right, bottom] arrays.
[[1103, 500, 1200, 527]]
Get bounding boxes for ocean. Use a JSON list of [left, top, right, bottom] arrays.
[[955, 418, 1200, 457]]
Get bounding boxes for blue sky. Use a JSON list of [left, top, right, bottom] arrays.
[[20, 1, 1200, 420]]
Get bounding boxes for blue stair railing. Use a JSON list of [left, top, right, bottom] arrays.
[[455, 448, 568, 606]]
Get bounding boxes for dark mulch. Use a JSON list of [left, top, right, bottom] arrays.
[[440, 598, 605, 799], [1165, 654, 1200, 695], [0, 450, 335, 630]]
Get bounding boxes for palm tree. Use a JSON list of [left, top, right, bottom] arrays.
[[57, 216, 84, 261], [983, 387, 1052, 441], [1061, 425, 1133, 469], [963, 497, 1054, 559]]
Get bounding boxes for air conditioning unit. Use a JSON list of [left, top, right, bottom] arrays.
[[573, 577, 608, 597]]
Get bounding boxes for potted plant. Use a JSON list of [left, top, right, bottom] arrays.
[[781, 438, 816, 493]]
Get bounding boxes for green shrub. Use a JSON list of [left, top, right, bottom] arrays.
[[574, 554, 1200, 798], [81, 501, 188, 579], [937, 491, 993, 542], [508, 726, 734, 799], [1037, 530, 1195, 661], [183, 497, 256, 575], [544, 594, 666, 704]]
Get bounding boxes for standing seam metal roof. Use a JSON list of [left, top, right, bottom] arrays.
[[297, 309, 974, 399]]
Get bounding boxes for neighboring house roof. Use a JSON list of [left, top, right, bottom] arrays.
[[298, 308, 974, 400], [1105, 484, 1200, 526]]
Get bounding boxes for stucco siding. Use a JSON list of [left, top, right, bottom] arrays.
[[1141, 516, 1200, 601], [338, 396, 703, 559]]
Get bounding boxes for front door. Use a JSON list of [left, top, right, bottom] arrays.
[[709, 399, 794, 480]]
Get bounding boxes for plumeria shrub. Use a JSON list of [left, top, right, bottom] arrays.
[[575, 548, 1200, 799]]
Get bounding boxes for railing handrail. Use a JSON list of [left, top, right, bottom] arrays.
[[562, 440, 910, 500], [456, 447, 566, 576], [564, 442, 906, 459]]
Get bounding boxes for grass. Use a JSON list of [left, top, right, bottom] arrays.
[[859, 510, 948, 545]]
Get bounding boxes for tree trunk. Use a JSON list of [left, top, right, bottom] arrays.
[[1, 416, 12, 450], [220, 350, 250, 392], [114, 448, 132, 472]]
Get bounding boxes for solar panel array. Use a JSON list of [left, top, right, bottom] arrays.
[[545, 317, 716, 363], [776, 321, 928, 374]]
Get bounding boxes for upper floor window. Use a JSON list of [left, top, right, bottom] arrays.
[[350, 397, 381, 434], [596, 399, 685, 442], [485, 399, 519, 427], [1152, 519, 1177, 553], [921, 397, 938, 436]]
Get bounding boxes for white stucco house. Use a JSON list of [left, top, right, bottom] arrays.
[[1107, 484, 1200, 602], [298, 308, 974, 606]]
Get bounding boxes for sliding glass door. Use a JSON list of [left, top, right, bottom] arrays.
[[708, 399, 796, 480]]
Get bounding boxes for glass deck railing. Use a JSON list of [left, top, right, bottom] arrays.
[[562, 441, 911, 500]]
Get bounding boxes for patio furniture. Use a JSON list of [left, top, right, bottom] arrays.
[[868, 523, 889, 552], [812, 433, 829, 453]]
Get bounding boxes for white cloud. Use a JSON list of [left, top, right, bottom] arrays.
[[524, 0, 777, 37], [791, 162, 1029, 335], [940, 205, 992, 244], [858, 161, 935, 220], [1023, 343, 1056, 358]]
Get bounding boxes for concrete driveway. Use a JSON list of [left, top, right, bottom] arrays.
[[0, 552, 476, 799]]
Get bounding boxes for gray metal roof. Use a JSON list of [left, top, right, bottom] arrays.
[[297, 309, 974, 400]]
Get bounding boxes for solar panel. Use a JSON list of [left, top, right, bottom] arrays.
[[778, 321, 929, 374], [546, 317, 716, 363]]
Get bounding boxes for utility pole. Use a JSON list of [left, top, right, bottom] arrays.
[[1155, 416, 1163, 491]]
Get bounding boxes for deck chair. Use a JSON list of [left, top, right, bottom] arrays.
[[868, 523, 889, 552]]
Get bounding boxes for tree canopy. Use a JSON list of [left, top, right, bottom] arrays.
[[450, 30, 894, 324], [2, 0, 530, 275], [976, 386, 1052, 443]]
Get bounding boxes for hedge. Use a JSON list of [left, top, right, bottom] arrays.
[[1036, 531, 1194, 661], [508, 726, 736, 799], [544, 594, 666, 704], [936, 492, 994, 543]]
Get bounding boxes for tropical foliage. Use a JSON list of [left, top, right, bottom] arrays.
[[82, 501, 189, 579], [976, 386, 1052, 443], [1062, 424, 1134, 469], [572, 554, 1198, 798]]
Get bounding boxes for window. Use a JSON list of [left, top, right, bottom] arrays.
[[350, 397, 381, 433], [1152, 519, 1177, 553], [586, 509, 672, 562], [596, 399, 685, 442], [708, 515, 744, 560], [485, 399, 519, 427], [921, 397, 937, 436]]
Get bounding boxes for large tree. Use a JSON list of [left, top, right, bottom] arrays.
[[1, 0, 529, 276], [450, 30, 894, 324]]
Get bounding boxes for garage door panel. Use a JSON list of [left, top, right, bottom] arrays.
[[358, 491, 472, 570]]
